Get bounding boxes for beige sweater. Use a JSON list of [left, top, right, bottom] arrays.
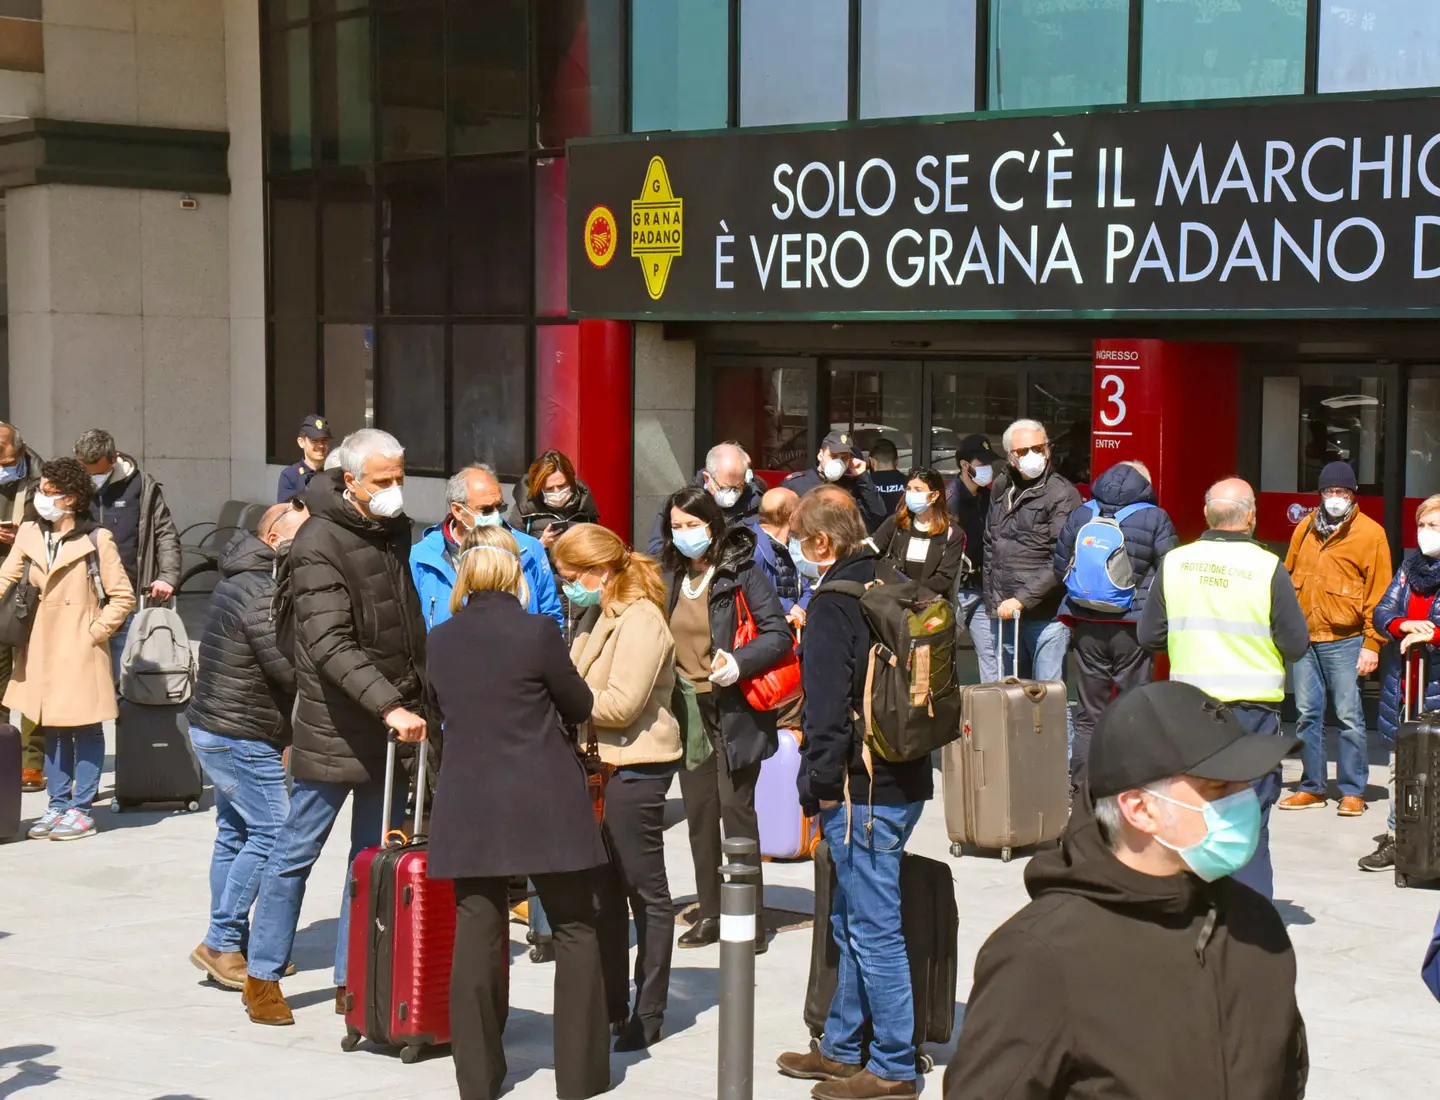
[[569, 596, 682, 766]]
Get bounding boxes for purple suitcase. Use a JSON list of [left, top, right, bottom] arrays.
[[757, 729, 820, 860]]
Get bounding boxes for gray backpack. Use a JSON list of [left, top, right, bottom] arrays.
[[120, 603, 196, 706]]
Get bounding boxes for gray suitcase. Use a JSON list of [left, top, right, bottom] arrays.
[[943, 616, 1069, 860]]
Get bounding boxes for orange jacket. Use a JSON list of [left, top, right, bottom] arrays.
[[1284, 508, 1392, 652]]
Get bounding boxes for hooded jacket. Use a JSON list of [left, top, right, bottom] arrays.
[[410, 518, 562, 631], [289, 471, 427, 785], [648, 470, 764, 556], [91, 453, 182, 593], [945, 792, 1308, 1100], [1053, 463, 1180, 623], [188, 533, 295, 747], [983, 463, 1083, 621], [1374, 550, 1440, 743], [508, 477, 601, 538]]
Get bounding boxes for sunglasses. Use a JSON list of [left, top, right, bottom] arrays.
[[1010, 444, 1047, 458], [468, 503, 505, 516]]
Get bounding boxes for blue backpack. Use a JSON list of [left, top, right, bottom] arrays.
[[1064, 500, 1154, 614]]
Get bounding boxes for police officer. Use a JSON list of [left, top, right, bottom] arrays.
[[276, 414, 332, 503], [1137, 477, 1310, 901], [783, 430, 887, 533]]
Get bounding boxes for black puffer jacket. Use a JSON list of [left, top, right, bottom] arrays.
[[982, 464, 1083, 621], [1053, 463, 1181, 622], [188, 533, 295, 747], [666, 525, 793, 771], [290, 471, 428, 784], [648, 471, 764, 555], [507, 477, 601, 538]]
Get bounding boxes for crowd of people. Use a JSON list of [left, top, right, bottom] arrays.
[[3, 407, 1436, 1099]]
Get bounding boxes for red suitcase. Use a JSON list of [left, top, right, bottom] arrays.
[[341, 738, 461, 1062]]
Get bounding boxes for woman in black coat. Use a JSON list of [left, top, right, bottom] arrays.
[[869, 467, 968, 597], [662, 485, 792, 951], [425, 525, 610, 1100]]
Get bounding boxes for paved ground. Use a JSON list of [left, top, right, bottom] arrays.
[[2, 729, 1437, 1099]]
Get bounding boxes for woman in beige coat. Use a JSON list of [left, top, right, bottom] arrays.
[[552, 524, 679, 1053], [0, 457, 135, 840]]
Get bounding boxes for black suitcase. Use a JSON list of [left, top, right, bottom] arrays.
[[112, 701, 203, 812], [0, 723, 20, 841], [804, 839, 959, 1071], [1395, 648, 1440, 887]]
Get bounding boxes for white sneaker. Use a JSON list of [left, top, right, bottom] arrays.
[[49, 809, 96, 841], [27, 808, 64, 839]]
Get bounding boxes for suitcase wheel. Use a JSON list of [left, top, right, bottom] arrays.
[[110, 800, 123, 814], [340, 1031, 361, 1053], [917, 1052, 935, 1075], [1001, 847, 1013, 863], [1395, 870, 1410, 889], [186, 800, 201, 812], [399, 1043, 423, 1065], [529, 941, 555, 964], [949, 843, 963, 859]]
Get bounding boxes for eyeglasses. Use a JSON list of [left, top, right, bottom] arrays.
[[1010, 444, 1047, 458], [469, 503, 504, 516]]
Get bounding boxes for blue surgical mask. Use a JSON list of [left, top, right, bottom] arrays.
[[671, 526, 712, 560], [0, 457, 24, 484], [563, 578, 601, 607], [461, 505, 505, 529], [905, 490, 932, 515], [1145, 786, 1262, 882], [789, 536, 832, 581]]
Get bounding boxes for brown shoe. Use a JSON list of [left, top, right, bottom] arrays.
[[1277, 791, 1328, 811], [20, 768, 44, 792], [242, 977, 294, 1026], [190, 944, 246, 991], [335, 985, 347, 1015], [811, 1069, 918, 1100], [1337, 795, 1367, 817], [777, 1044, 864, 1082]]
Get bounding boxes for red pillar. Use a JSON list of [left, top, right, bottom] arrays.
[[577, 320, 633, 543]]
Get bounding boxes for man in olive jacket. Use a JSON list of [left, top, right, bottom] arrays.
[[242, 429, 429, 1026]]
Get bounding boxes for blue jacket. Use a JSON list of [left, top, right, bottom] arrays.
[[1425, 908, 1440, 1003], [277, 461, 321, 504], [409, 521, 562, 631], [1053, 463, 1179, 623], [1373, 551, 1440, 743], [749, 522, 811, 614]]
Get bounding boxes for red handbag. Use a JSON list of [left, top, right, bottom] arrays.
[[733, 589, 803, 712]]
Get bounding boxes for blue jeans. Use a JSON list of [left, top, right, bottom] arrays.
[[109, 612, 133, 683], [44, 724, 105, 813], [955, 590, 998, 685], [1229, 705, 1282, 901], [1294, 636, 1369, 799], [996, 614, 1070, 684], [246, 771, 403, 984], [819, 800, 926, 1083], [189, 727, 290, 954]]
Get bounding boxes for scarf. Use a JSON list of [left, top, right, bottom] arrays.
[[1311, 503, 1348, 542], [1407, 549, 1440, 597]]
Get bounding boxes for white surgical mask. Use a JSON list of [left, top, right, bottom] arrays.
[[1016, 452, 1047, 480], [365, 485, 405, 519], [1323, 495, 1352, 519], [34, 492, 67, 523], [711, 485, 742, 510], [90, 472, 110, 489], [972, 465, 994, 488], [542, 487, 573, 508], [821, 457, 847, 482], [1419, 529, 1440, 558]]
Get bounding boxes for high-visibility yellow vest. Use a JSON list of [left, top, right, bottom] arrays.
[[1163, 537, 1286, 703]]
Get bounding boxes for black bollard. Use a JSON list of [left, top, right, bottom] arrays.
[[718, 836, 759, 1100]]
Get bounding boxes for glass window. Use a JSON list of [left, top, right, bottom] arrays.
[[320, 178, 375, 317], [1027, 367, 1092, 485], [268, 0, 310, 25], [631, 0, 729, 132], [989, 0, 1128, 111], [381, 162, 446, 315], [449, 0, 528, 154], [711, 357, 813, 473], [316, 17, 372, 165], [271, 319, 318, 458], [828, 362, 922, 468], [1406, 375, 1440, 498], [377, 325, 445, 472], [1318, 1, 1440, 92], [315, 0, 365, 14], [268, 27, 312, 171], [928, 367, 1019, 475], [378, 5, 444, 160], [451, 156, 529, 316], [1260, 369, 1387, 494], [740, 0, 849, 126], [322, 323, 373, 439], [861, 0, 977, 119], [270, 179, 316, 317], [1142, 0, 1307, 103], [454, 325, 528, 474], [536, 0, 624, 148], [534, 157, 567, 317]]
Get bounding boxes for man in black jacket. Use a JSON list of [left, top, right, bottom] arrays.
[[783, 430, 888, 534], [186, 503, 308, 992], [0, 422, 44, 789], [646, 441, 763, 555], [946, 682, 1307, 1100], [243, 429, 429, 1026], [948, 434, 1002, 684]]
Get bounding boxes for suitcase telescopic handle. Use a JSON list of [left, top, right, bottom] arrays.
[[380, 732, 430, 848], [994, 609, 1021, 681], [1406, 646, 1430, 724]]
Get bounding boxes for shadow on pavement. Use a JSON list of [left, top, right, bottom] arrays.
[[290, 917, 340, 973], [1273, 900, 1315, 927], [0, 1044, 58, 1100]]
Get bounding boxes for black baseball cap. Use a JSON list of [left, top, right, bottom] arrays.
[[298, 414, 332, 440], [822, 429, 856, 454], [1087, 681, 1298, 799], [955, 433, 1003, 464]]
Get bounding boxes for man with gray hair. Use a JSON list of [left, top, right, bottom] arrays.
[[946, 681, 1307, 1100], [410, 463, 561, 631], [0, 421, 44, 788], [242, 427, 429, 1026], [647, 441, 764, 554], [1137, 477, 1310, 900]]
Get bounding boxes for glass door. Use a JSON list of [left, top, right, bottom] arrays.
[[825, 360, 924, 467]]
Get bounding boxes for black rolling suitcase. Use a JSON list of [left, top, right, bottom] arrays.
[[804, 839, 959, 1071], [112, 701, 203, 813], [0, 723, 20, 841], [1396, 649, 1440, 888]]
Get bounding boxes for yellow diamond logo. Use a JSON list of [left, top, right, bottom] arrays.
[[631, 156, 682, 300]]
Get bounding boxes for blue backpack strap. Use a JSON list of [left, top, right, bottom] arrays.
[[1113, 502, 1154, 524], [1083, 499, 1101, 519]]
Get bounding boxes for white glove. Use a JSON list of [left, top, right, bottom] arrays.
[[708, 649, 741, 688]]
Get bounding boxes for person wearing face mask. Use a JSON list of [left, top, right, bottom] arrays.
[[983, 419, 1082, 690], [412, 465, 562, 632], [1137, 478, 1311, 901], [276, 414, 332, 503], [1358, 494, 1440, 873], [866, 438, 906, 517], [183, 502, 309, 990], [552, 524, 679, 1052], [748, 487, 811, 628], [869, 468, 966, 598], [0, 422, 45, 791], [509, 449, 601, 551], [1275, 461, 1391, 817], [1, 458, 135, 842], [662, 485, 792, 952], [782, 431, 887, 534], [242, 428, 430, 1026], [646, 442, 763, 556], [948, 434, 1003, 686], [944, 681, 1307, 1100]]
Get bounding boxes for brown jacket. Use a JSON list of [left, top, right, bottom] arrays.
[[569, 596, 681, 767], [0, 520, 136, 726], [1285, 507, 1392, 652]]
